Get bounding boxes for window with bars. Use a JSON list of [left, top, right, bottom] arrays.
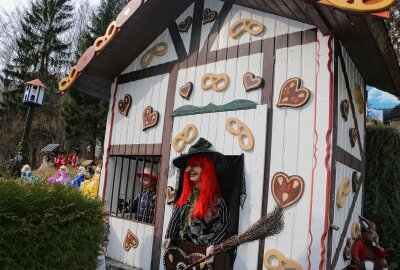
[[106, 155, 160, 225]]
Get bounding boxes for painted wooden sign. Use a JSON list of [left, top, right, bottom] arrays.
[[276, 77, 311, 108], [123, 229, 139, 251], [118, 94, 132, 116], [142, 106, 160, 131], [271, 172, 305, 208]]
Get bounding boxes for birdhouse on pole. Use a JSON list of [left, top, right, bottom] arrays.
[[23, 79, 47, 106]]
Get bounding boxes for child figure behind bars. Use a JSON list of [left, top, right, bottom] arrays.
[[130, 167, 158, 224]]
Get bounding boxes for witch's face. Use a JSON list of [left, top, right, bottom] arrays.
[[186, 162, 203, 187]]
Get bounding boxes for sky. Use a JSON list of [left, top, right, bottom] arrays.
[[367, 85, 400, 109], [0, 0, 101, 12]]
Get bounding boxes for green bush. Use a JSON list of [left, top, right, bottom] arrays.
[[365, 125, 400, 269], [0, 179, 105, 270]]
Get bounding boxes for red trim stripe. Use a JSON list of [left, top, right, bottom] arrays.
[[102, 77, 119, 201], [319, 34, 334, 270], [307, 32, 321, 270]]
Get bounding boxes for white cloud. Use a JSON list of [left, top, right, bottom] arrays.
[[368, 87, 400, 105]]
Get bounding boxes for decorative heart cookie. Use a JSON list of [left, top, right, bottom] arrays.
[[143, 106, 160, 131], [166, 186, 175, 205], [340, 99, 350, 121], [271, 172, 305, 208], [179, 82, 193, 100], [178, 16, 193, 32], [202, 8, 218, 25], [349, 128, 358, 147], [336, 177, 350, 208], [123, 229, 139, 251], [118, 94, 132, 116], [276, 77, 311, 108], [354, 83, 364, 114], [163, 247, 211, 270], [243, 72, 264, 92], [352, 171, 360, 193]]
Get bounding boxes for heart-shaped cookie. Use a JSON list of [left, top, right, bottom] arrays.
[[166, 186, 175, 205], [163, 247, 211, 270], [340, 99, 350, 121], [243, 72, 264, 92], [178, 16, 193, 32], [202, 8, 218, 25], [271, 172, 305, 208], [123, 229, 139, 251], [179, 82, 193, 100], [352, 171, 360, 193], [118, 94, 132, 116], [276, 77, 311, 108], [342, 238, 352, 261], [143, 106, 160, 131], [349, 128, 358, 147]]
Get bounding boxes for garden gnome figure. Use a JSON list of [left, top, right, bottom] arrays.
[[20, 164, 32, 181], [129, 166, 158, 223], [164, 138, 229, 248]]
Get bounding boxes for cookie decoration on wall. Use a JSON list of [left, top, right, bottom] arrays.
[[142, 106, 160, 131], [352, 171, 360, 193], [177, 16, 193, 32], [202, 8, 218, 25], [263, 249, 303, 270], [201, 73, 229, 92], [173, 124, 198, 152], [271, 172, 305, 208], [229, 19, 265, 39], [351, 222, 361, 239], [336, 176, 351, 208], [163, 246, 211, 270], [243, 72, 264, 92], [354, 84, 364, 114], [166, 186, 175, 205], [140, 42, 168, 68], [123, 229, 139, 251], [118, 94, 132, 116], [343, 238, 352, 261], [349, 128, 358, 147], [277, 77, 311, 108], [225, 118, 254, 151], [179, 82, 193, 100], [340, 99, 350, 121]]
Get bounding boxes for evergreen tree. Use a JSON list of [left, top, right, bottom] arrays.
[[0, 0, 73, 170], [61, 0, 128, 159]]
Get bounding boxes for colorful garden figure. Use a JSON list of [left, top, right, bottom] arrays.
[[71, 166, 87, 190], [60, 154, 67, 166], [346, 216, 388, 270], [54, 155, 61, 168], [82, 166, 101, 198], [164, 138, 229, 248], [47, 165, 70, 185], [20, 164, 32, 181], [130, 166, 158, 223]]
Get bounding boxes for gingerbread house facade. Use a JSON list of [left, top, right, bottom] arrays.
[[60, 0, 400, 269]]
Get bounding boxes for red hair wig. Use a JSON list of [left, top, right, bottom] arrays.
[[176, 155, 221, 220]]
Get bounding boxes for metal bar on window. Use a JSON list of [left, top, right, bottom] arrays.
[[137, 156, 146, 222], [123, 157, 132, 219], [109, 157, 119, 215], [129, 156, 139, 220], [144, 156, 155, 224], [115, 157, 125, 217]]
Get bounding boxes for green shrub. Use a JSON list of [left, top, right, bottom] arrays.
[[365, 125, 400, 269], [0, 179, 105, 270]]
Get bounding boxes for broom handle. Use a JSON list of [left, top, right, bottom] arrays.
[[183, 251, 218, 270]]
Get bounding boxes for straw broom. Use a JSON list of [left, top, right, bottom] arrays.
[[183, 207, 284, 270]]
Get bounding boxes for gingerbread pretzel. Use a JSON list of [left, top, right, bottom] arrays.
[[172, 124, 198, 152], [229, 19, 265, 39], [140, 42, 168, 68], [225, 118, 254, 151], [263, 249, 303, 270], [201, 73, 229, 92]]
